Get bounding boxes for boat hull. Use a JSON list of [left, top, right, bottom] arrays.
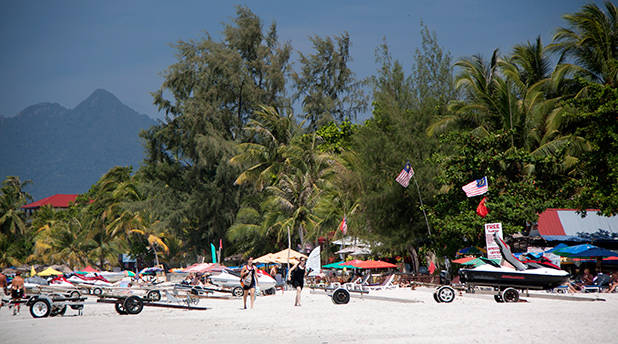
[[459, 268, 569, 290]]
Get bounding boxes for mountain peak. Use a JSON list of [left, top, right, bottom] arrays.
[[18, 102, 69, 118], [75, 89, 124, 111]]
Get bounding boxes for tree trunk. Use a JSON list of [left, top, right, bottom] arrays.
[[407, 246, 420, 275], [298, 224, 305, 249]]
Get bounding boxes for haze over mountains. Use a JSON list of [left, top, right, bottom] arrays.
[[0, 89, 156, 199]]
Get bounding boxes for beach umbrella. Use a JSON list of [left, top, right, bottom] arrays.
[[545, 243, 569, 253], [354, 260, 397, 269], [30, 266, 36, 277], [460, 257, 500, 268], [553, 244, 618, 258], [77, 265, 99, 274], [139, 266, 163, 275], [123, 270, 136, 277], [452, 257, 475, 264], [322, 261, 347, 269], [254, 253, 276, 264], [37, 267, 63, 276]]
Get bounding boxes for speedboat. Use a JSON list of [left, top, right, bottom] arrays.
[[459, 233, 569, 290]]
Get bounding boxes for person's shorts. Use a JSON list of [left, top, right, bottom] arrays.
[[11, 288, 23, 299], [243, 281, 255, 291]]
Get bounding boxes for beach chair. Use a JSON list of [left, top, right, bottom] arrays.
[[583, 274, 611, 293]]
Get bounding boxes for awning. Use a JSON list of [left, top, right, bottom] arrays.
[[537, 209, 618, 242]]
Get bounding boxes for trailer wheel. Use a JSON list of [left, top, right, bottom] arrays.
[[29, 299, 52, 318], [123, 296, 144, 315], [331, 288, 350, 305], [436, 286, 455, 303], [70, 291, 81, 299], [70, 304, 84, 310], [433, 291, 441, 303], [146, 290, 161, 302], [501, 288, 519, 303], [92, 287, 103, 296], [232, 287, 243, 297], [115, 302, 128, 315], [50, 305, 67, 317], [494, 294, 504, 303]]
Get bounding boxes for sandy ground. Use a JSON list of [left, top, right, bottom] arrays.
[[1, 287, 617, 344]]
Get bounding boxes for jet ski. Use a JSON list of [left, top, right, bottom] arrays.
[[459, 233, 569, 291]]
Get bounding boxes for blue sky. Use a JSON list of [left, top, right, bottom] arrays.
[[0, 1, 597, 120]]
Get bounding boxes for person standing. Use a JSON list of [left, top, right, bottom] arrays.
[[240, 257, 258, 309], [10, 271, 25, 315], [288, 257, 311, 306]]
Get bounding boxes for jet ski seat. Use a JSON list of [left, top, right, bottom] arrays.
[[493, 232, 527, 271]]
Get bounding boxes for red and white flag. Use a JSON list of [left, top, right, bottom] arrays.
[[462, 176, 488, 197], [338, 217, 348, 234], [395, 162, 414, 188]]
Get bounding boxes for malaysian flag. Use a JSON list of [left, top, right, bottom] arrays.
[[338, 217, 347, 234], [462, 176, 488, 197], [395, 162, 414, 188]]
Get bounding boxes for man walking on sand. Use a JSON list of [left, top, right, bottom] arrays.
[[10, 271, 25, 315]]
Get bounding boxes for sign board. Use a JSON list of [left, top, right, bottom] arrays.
[[121, 254, 136, 263], [484, 223, 503, 262]]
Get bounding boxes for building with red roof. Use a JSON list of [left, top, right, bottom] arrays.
[[22, 194, 79, 215]]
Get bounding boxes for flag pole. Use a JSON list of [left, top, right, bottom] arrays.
[[412, 174, 432, 235]]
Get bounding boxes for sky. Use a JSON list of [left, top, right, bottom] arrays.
[[0, 0, 600, 120]]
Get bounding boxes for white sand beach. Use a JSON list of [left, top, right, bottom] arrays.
[[1, 287, 617, 344]]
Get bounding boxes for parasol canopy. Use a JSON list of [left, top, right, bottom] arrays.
[[322, 261, 347, 269], [37, 267, 63, 276], [452, 257, 476, 264], [354, 260, 397, 269], [76, 265, 100, 274], [552, 244, 618, 258]]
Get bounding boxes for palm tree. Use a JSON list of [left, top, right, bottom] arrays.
[[127, 212, 169, 266], [549, 2, 618, 87], [30, 217, 95, 269], [0, 176, 31, 236], [229, 105, 299, 191]]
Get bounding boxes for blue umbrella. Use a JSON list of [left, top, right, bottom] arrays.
[[545, 243, 569, 253], [553, 244, 618, 258]]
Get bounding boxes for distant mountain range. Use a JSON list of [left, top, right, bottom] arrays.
[[0, 89, 156, 200]]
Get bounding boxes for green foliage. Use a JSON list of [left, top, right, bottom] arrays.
[[315, 120, 354, 153], [293, 32, 368, 131], [431, 131, 569, 256], [563, 81, 618, 215]]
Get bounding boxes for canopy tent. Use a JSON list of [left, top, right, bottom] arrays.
[[545, 243, 569, 253], [30, 266, 37, 276], [37, 267, 63, 276]]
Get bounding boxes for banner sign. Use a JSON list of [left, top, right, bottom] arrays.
[[484, 223, 503, 262]]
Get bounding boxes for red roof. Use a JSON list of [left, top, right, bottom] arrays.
[[22, 194, 79, 209]]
